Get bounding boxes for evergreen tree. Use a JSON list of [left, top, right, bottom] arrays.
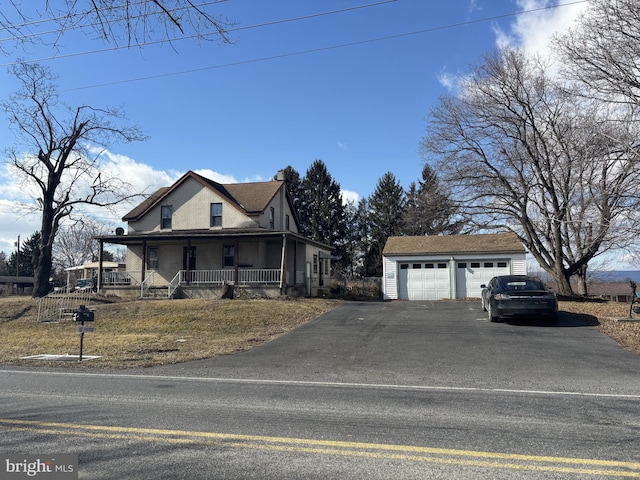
[[402, 165, 464, 236], [353, 198, 378, 277], [8, 232, 40, 277], [367, 172, 405, 277], [301, 159, 347, 251], [0, 251, 8, 276], [277, 166, 304, 230]]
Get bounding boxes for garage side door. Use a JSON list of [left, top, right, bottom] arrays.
[[400, 262, 451, 300], [456, 261, 510, 298]]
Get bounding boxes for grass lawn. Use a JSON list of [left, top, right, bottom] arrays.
[[0, 296, 341, 368]]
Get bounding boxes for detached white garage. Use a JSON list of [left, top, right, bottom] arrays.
[[382, 232, 527, 301]]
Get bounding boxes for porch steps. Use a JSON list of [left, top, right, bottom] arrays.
[[142, 287, 171, 299]]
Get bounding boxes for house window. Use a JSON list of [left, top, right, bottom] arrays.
[[498, 262, 507, 268], [223, 244, 235, 267], [425, 263, 434, 269], [161, 205, 172, 229], [413, 264, 422, 269], [458, 263, 467, 268], [285, 214, 290, 231], [325, 258, 329, 275], [211, 203, 222, 227], [471, 262, 480, 268], [147, 247, 159, 270], [438, 263, 447, 269], [270, 207, 275, 229], [400, 264, 409, 269], [313, 254, 318, 273], [484, 262, 494, 268]]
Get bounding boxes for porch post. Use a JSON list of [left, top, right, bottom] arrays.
[[186, 238, 192, 285], [293, 241, 298, 285], [234, 238, 239, 284], [279, 234, 287, 293], [97, 240, 104, 291], [141, 240, 147, 283]]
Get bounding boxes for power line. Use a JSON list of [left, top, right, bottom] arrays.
[[4, 1, 589, 91], [0, 0, 227, 34], [0, 1, 397, 60], [59, 0, 588, 92]]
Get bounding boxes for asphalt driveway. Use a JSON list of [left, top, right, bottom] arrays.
[[148, 300, 640, 396]]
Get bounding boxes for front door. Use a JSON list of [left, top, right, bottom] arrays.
[[183, 246, 196, 271]]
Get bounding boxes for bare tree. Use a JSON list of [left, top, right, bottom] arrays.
[[421, 49, 640, 296], [1, 1, 233, 53], [2, 62, 146, 297], [53, 218, 115, 272], [554, 0, 640, 106]]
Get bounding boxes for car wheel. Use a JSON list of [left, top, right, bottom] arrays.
[[488, 304, 498, 322]]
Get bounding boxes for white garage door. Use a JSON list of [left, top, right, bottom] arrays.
[[456, 261, 510, 298], [398, 262, 451, 300]]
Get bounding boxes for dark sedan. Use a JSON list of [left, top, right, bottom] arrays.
[[481, 275, 558, 323]]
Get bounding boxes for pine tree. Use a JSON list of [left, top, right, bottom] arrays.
[[402, 165, 464, 236], [8, 232, 41, 277], [367, 172, 405, 277], [277, 166, 304, 231], [300, 160, 347, 262]]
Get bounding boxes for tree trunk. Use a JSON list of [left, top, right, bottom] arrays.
[[33, 243, 53, 297], [553, 274, 573, 296]]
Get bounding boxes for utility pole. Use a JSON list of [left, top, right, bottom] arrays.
[[15, 235, 20, 277]]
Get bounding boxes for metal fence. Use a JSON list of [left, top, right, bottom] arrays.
[[37, 290, 93, 322]]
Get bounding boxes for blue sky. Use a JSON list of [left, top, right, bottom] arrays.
[[0, 1, 594, 259]]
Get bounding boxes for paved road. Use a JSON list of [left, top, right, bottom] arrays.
[[1, 301, 639, 479]]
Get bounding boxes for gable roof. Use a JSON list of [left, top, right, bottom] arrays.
[[383, 232, 525, 256], [122, 171, 288, 221]]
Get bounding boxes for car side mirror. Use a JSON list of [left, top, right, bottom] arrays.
[[480, 284, 486, 288]]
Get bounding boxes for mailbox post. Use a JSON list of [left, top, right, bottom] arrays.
[[73, 305, 95, 362]]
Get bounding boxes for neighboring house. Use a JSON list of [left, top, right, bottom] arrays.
[[587, 282, 635, 303], [94, 170, 333, 298], [64, 261, 126, 291], [382, 232, 527, 300]]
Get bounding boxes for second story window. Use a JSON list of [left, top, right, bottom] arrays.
[[211, 203, 222, 227], [161, 205, 172, 229], [269, 207, 275, 229]]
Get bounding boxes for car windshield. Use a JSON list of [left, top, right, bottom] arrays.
[[503, 280, 544, 291]]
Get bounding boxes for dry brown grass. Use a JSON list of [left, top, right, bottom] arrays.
[[0, 296, 340, 368], [1, 295, 638, 369], [560, 299, 640, 356]]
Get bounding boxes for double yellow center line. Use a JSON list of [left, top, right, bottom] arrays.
[[2, 418, 639, 477]]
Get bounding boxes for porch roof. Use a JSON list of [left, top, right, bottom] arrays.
[[95, 228, 332, 251]]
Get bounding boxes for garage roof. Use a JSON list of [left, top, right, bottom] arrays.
[[383, 232, 525, 256]]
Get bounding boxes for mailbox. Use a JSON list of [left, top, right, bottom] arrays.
[[73, 305, 95, 322]]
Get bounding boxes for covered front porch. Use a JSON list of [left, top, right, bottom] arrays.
[[95, 230, 331, 298]]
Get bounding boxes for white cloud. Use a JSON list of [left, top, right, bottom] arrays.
[[0, 149, 245, 254], [193, 169, 238, 184], [337, 141, 348, 150], [439, 1, 588, 91], [0, 199, 41, 255], [493, 0, 587, 57], [342, 189, 361, 205], [437, 67, 463, 93]]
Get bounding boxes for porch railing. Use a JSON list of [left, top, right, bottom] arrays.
[[180, 269, 281, 285], [102, 269, 285, 298]]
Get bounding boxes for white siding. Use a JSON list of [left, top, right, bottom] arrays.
[[383, 256, 398, 300], [384, 252, 528, 300]]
